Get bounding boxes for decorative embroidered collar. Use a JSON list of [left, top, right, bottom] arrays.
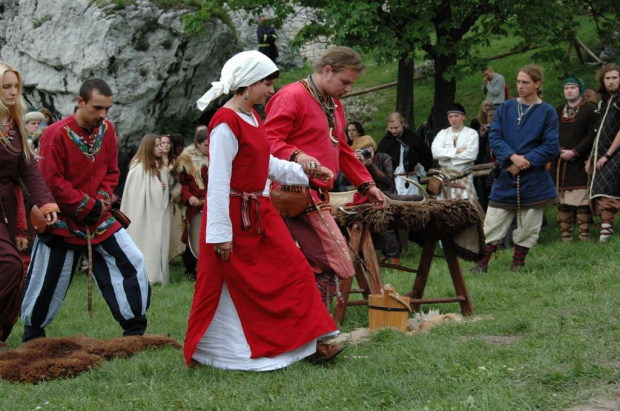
[[300, 76, 339, 147], [65, 122, 107, 162], [561, 98, 586, 123]]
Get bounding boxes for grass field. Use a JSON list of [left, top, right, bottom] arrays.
[[2, 211, 620, 410]]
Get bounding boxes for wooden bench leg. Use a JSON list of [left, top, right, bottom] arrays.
[[441, 234, 474, 316], [408, 227, 440, 312], [332, 222, 364, 325]]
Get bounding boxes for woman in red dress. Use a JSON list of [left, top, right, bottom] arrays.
[[0, 62, 58, 348], [184, 51, 344, 371]]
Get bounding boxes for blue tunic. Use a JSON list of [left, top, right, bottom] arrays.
[[488, 99, 560, 205]]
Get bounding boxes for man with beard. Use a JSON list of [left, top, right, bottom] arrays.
[[586, 64, 620, 243], [21, 79, 151, 342], [265, 46, 386, 309], [377, 112, 433, 196], [553, 75, 598, 242]]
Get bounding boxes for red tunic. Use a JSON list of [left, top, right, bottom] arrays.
[[265, 81, 373, 190], [184, 108, 337, 363], [38, 116, 121, 245]]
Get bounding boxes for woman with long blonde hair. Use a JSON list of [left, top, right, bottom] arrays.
[[0, 62, 58, 347], [121, 134, 171, 284]]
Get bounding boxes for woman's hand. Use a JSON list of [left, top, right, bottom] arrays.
[[214, 241, 233, 261], [15, 237, 28, 251], [189, 196, 201, 207], [585, 159, 591, 174]]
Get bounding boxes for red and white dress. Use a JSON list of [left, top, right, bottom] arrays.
[[184, 108, 337, 371]]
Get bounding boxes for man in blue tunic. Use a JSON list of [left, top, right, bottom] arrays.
[[471, 64, 559, 272]]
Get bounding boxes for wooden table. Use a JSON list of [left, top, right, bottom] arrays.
[[332, 221, 474, 324]]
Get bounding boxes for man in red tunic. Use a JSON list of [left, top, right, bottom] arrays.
[[265, 46, 386, 307], [21, 79, 151, 342]]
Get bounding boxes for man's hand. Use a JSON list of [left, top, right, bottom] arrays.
[[482, 77, 489, 85], [315, 166, 334, 183], [411, 163, 420, 175], [559, 149, 576, 161], [214, 241, 233, 261], [456, 146, 467, 154], [507, 165, 521, 176], [365, 187, 387, 209], [510, 154, 530, 169], [585, 159, 591, 174], [297, 153, 321, 178]]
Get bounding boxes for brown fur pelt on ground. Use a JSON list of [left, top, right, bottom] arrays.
[[0, 334, 181, 384]]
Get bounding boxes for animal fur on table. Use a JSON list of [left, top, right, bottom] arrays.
[[334, 199, 485, 261], [0, 334, 181, 384]]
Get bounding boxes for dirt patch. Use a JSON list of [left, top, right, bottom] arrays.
[[565, 390, 620, 411]]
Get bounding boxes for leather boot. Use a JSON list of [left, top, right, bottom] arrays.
[[600, 210, 615, 243], [470, 243, 497, 273], [510, 244, 529, 272], [557, 205, 574, 242], [576, 207, 591, 241], [305, 341, 346, 365]]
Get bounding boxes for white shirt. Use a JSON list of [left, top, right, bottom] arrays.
[[206, 112, 310, 244], [431, 126, 479, 172]]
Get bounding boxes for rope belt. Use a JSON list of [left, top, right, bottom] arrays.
[[230, 189, 263, 234]]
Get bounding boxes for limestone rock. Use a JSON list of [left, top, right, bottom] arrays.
[[0, 0, 236, 147]]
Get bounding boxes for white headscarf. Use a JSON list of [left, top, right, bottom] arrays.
[[196, 50, 278, 111]]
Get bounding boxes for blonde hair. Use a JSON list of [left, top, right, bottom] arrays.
[[477, 100, 494, 125], [0, 61, 34, 161], [130, 134, 161, 176], [517, 64, 544, 97], [386, 112, 406, 125]]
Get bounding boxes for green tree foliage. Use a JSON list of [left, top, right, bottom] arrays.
[[187, 0, 619, 132]]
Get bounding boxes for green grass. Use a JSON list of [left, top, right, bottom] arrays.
[[3, 211, 620, 409]]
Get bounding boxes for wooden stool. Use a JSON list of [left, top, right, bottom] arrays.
[[332, 221, 474, 324]]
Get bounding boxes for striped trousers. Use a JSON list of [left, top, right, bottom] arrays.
[[21, 229, 151, 340]]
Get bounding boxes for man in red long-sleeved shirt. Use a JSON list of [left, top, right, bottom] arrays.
[[21, 79, 151, 342], [265, 46, 386, 308]]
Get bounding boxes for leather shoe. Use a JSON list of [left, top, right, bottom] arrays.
[[306, 341, 346, 365], [470, 264, 488, 273]]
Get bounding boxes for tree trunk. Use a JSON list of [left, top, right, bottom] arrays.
[[430, 52, 457, 139], [396, 58, 415, 128]]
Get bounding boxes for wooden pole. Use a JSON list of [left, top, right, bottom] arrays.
[[575, 37, 603, 64], [343, 46, 539, 99]]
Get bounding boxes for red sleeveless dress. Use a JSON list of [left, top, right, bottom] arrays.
[[184, 108, 337, 363]]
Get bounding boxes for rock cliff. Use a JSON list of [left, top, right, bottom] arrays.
[[0, 0, 309, 146]]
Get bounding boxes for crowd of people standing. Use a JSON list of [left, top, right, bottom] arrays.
[[0, 46, 619, 371]]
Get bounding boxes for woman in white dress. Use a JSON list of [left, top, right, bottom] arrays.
[[121, 134, 171, 285]]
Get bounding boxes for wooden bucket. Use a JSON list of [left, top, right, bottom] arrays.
[[368, 285, 412, 332]]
